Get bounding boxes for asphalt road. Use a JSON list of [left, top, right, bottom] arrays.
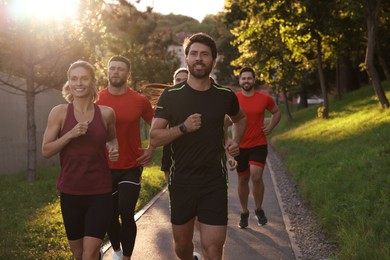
[[103, 160, 296, 260]]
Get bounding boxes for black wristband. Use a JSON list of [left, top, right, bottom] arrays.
[[179, 123, 187, 134]]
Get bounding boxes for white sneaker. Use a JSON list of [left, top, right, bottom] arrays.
[[112, 250, 123, 260], [193, 252, 202, 260]]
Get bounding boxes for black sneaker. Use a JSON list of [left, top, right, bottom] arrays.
[[238, 212, 249, 229], [255, 208, 267, 226]]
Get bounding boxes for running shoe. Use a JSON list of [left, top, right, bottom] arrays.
[[112, 250, 123, 260], [255, 208, 267, 226], [238, 212, 249, 229], [193, 251, 202, 260]]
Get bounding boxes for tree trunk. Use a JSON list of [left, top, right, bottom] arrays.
[[26, 69, 37, 182], [375, 40, 390, 89], [364, 0, 390, 108], [337, 54, 360, 94], [297, 82, 308, 110], [335, 60, 341, 99], [282, 88, 293, 121], [316, 38, 329, 118]]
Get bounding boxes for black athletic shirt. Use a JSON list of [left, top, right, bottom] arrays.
[[154, 82, 240, 187]]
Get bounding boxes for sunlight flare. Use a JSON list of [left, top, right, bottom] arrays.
[[8, 0, 79, 21]]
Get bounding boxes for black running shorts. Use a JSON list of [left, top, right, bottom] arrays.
[[160, 145, 172, 172], [60, 192, 112, 240], [236, 145, 268, 174], [169, 183, 228, 226]]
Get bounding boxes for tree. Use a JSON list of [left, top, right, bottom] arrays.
[[226, 0, 390, 114], [362, 0, 390, 108], [96, 1, 180, 88], [375, 0, 390, 87], [226, 1, 309, 119], [0, 1, 103, 181]]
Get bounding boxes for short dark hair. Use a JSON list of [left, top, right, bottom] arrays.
[[108, 55, 131, 71], [239, 67, 255, 78], [183, 32, 218, 60]]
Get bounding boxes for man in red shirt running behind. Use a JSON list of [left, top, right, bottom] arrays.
[[235, 67, 281, 229], [97, 55, 155, 260]]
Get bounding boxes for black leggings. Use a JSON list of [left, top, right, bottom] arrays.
[[109, 167, 142, 257]]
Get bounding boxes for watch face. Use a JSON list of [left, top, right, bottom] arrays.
[[179, 123, 187, 133]]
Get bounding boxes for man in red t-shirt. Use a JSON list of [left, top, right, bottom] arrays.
[[235, 67, 281, 229], [96, 55, 154, 260]]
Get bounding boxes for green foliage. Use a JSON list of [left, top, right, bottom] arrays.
[[0, 148, 166, 259], [225, 0, 388, 106], [137, 147, 166, 210], [146, 10, 239, 85], [154, 13, 198, 32], [95, 2, 180, 87], [317, 105, 325, 118], [271, 86, 390, 259], [228, 1, 309, 93]]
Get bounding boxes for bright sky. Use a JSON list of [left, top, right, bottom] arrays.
[[134, 0, 226, 22], [7, 0, 225, 22], [7, 0, 79, 20]]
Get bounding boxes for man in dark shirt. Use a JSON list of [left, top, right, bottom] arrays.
[[150, 32, 247, 260]]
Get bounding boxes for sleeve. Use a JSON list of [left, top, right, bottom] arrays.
[[153, 88, 171, 121], [227, 92, 240, 117], [141, 95, 155, 124], [266, 94, 276, 111]]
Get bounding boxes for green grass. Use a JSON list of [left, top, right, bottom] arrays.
[[1, 86, 389, 259], [271, 85, 390, 259], [0, 147, 166, 259]]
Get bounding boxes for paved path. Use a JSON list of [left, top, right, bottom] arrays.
[[103, 159, 296, 259]]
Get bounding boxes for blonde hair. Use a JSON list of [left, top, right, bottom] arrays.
[[173, 68, 188, 80], [62, 60, 98, 103]]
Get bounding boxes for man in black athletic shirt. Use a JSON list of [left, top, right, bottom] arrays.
[[150, 32, 247, 260]]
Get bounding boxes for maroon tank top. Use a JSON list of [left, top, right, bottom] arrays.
[[57, 103, 111, 195]]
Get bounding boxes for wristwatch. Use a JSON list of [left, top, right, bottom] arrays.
[[179, 123, 187, 134]]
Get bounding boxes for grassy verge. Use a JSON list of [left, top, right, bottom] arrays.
[[271, 85, 390, 259], [0, 147, 165, 259]]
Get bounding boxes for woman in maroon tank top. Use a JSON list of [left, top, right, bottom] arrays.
[[42, 60, 118, 260]]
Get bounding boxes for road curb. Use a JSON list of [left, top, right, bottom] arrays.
[[267, 157, 302, 260]]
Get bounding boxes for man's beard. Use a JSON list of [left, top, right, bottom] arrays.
[[188, 62, 213, 79], [109, 77, 127, 87], [240, 83, 254, 92]]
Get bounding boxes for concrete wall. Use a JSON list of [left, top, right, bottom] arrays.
[[0, 74, 66, 175]]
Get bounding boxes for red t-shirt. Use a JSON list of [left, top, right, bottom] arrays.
[[97, 88, 154, 169], [236, 91, 276, 148]]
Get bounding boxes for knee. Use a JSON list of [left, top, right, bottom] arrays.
[[118, 207, 135, 221], [70, 249, 83, 260], [118, 204, 136, 220], [238, 175, 250, 186], [201, 243, 223, 260], [120, 213, 135, 227], [251, 173, 263, 184], [82, 250, 99, 260], [174, 241, 193, 258]]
